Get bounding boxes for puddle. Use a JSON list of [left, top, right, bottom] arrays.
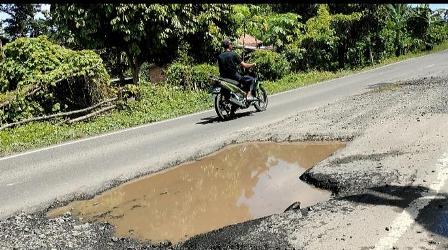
[[48, 141, 345, 244]]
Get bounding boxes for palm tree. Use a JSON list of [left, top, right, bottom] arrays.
[[409, 4, 446, 49], [386, 4, 412, 56]]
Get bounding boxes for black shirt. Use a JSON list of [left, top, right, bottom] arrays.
[[217, 51, 242, 81]]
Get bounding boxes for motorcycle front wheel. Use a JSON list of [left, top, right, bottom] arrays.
[[254, 86, 268, 112], [214, 93, 236, 120]]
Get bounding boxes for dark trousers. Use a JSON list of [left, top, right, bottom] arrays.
[[239, 75, 256, 94]]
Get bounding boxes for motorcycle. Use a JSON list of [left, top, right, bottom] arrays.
[[209, 70, 268, 121]]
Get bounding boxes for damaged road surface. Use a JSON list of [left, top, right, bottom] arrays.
[[183, 76, 448, 249], [1, 51, 448, 249]]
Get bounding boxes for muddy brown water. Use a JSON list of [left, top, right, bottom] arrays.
[[48, 141, 345, 244]]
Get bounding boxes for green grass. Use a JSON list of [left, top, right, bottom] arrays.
[[1, 41, 448, 157], [0, 85, 211, 156], [264, 40, 448, 94]]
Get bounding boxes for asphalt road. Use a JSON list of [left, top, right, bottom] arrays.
[[1, 50, 448, 219]]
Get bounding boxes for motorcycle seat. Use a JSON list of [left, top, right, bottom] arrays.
[[213, 76, 240, 86]]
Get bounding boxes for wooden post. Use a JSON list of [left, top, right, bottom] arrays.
[[0, 38, 3, 60], [242, 22, 246, 61]]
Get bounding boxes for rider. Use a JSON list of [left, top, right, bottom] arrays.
[[217, 39, 257, 101]]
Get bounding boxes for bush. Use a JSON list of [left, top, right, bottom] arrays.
[[300, 38, 338, 71], [0, 36, 112, 123], [249, 50, 291, 81], [191, 64, 219, 89], [282, 44, 306, 72], [166, 62, 192, 89], [166, 62, 218, 90], [139, 62, 152, 83]]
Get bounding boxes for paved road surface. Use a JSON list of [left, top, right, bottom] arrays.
[[1, 50, 447, 219]]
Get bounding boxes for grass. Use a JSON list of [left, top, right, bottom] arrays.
[[1, 41, 448, 157]]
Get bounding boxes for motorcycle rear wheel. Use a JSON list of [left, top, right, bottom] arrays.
[[214, 93, 235, 120]]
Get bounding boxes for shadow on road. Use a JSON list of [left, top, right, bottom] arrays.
[[341, 185, 448, 239], [196, 111, 254, 125]]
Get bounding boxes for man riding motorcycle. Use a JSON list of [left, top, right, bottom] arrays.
[[217, 39, 257, 101]]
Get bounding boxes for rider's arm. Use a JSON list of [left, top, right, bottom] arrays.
[[240, 61, 256, 69]]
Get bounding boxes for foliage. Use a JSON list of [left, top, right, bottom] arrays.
[[166, 62, 192, 89], [51, 4, 236, 84], [407, 4, 448, 50], [166, 62, 218, 90], [260, 13, 304, 50], [299, 4, 338, 71], [0, 4, 48, 39], [383, 4, 413, 56], [249, 50, 290, 81], [281, 43, 305, 72], [0, 36, 111, 123], [119, 84, 141, 100], [183, 4, 237, 64], [232, 4, 272, 38], [232, 5, 303, 51], [271, 4, 318, 21], [191, 64, 219, 89]]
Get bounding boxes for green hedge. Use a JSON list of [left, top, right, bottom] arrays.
[[166, 62, 218, 90], [0, 36, 112, 124], [249, 50, 291, 81], [281, 44, 306, 72]]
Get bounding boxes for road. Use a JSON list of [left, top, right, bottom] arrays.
[[1, 50, 448, 220]]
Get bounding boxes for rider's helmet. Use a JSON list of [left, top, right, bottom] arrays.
[[221, 39, 232, 49]]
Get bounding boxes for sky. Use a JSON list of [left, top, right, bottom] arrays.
[[0, 4, 447, 22]]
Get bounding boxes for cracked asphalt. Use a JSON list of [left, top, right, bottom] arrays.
[[182, 76, 448, 249], [1, 54, 448, 249]]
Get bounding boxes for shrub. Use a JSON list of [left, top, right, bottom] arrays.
[[191, 64, 219, 89], [166, 62, 218, 90], [166, 62, 192, 89], [119, 84, 141, 100], [0, 36, 112, 123], [249, 50, 291, 81], [139, 62, 152, 83], [282, 44, 306, 72]]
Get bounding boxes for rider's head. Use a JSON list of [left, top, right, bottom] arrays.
[[222, 39, 233, 50]]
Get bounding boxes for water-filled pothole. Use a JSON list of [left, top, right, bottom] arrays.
[[48, 141, 345, 244]]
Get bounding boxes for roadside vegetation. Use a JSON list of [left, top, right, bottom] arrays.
[[0, 4, 447, 156]]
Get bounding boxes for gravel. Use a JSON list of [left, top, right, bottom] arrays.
[[1, 76, 448, 249]]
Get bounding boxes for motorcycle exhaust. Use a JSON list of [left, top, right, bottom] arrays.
[[229, 95, 246, 108]]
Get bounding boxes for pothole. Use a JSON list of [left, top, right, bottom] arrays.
[[47, 141, 345, 244]]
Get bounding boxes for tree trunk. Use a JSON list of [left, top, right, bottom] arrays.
[[132, 62, 140, 85], [338, 44, 345, 69], [126, 51, 140, 85], [0, 39, 4, 61]]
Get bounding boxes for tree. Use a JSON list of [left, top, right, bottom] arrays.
[[300, 4, 339, 71], [385, 4, 412, 56], [0, 4, 41, 39], [407, 4, 447, 49], [232, 5, 303, 51], [260, 13, 303, 51], [51, 4, 236, 84], [271, 4, 318, 21]]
